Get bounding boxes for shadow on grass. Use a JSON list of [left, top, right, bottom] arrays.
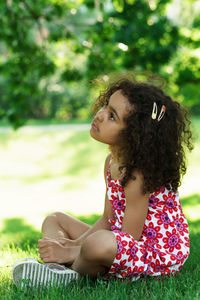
[[181, 193, 200, 208], [73, 213, 101, 226], [0, 214, 101, 251], [0, 198, 199, 260], [0, 218, 41, 250], [185, 218, 200, 276]]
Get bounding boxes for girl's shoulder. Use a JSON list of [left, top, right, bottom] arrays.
[[125, 170, 146, 196]]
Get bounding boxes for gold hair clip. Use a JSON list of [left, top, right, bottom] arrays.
[[151, 102, 158, 120], [157, 105, 166, 122]]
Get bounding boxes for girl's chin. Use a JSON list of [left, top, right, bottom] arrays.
[[90, 128, 98, 139], [90, 129, 104, 143]]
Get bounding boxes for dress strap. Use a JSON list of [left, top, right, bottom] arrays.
[[107, 157, 126, 183]]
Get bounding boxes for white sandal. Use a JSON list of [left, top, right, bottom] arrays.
[[12, 258, 79, 289]]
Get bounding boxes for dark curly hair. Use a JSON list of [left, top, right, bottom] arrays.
[[93, 78, 193, 193]]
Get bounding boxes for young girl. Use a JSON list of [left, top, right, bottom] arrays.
[[12, 78, 193, 287]]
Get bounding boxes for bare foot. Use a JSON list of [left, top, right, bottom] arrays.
[[57, 238, 79, 247], [38, 238, 79, 264]]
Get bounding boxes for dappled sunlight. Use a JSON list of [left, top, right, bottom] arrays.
[[0, 126, 107, 233], [0, 245, 39, 271], [0, 173, 105, 231], [0, 124, 199, 234], [0, 128, 107, 183], [181, 194, 200, 221], [179, 140, 200, 211]]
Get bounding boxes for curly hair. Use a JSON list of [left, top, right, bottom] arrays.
[[93, 78, 193, 193]]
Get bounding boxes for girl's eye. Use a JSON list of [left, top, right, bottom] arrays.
[[104, 99, 115, 120], [109, 112, 115, 121]]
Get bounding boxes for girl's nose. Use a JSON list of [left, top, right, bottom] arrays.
[[96, 108, 104, 121]]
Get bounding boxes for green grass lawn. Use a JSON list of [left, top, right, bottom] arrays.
[[0, 208, 199, 300], [0, 118, 199, 299]]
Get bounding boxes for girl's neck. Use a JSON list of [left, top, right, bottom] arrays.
[[110, 153, 121, 165], [110, 153, 126, 180], [109, 145, 122, 164]]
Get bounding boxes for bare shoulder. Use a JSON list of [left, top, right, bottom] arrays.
[[104, 153, 112, 181], [125, 170, 148, 202]]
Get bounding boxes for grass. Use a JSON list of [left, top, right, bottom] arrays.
[[0, 205, 199, 299], [0, 118, 199, 299], [0, 125, 106, 188]]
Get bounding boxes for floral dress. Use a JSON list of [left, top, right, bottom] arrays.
[[106, 161, 190, 281]]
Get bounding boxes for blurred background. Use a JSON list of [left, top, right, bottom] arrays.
[[0, 0, 199, 239]]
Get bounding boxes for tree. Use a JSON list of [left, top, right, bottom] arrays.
[[0, 0, 198, 128]]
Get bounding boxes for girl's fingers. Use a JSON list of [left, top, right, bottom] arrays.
[[38, 240, 46, 247], [38, 239, 52, 248], [38, 249, 47, 255]]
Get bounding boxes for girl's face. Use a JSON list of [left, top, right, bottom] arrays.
[[90, 90, 132, 145]]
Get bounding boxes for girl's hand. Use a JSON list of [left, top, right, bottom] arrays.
[[38, 238, 80, 264]]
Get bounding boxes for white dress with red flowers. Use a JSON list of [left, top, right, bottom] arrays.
[[106, 161, 189, 280]]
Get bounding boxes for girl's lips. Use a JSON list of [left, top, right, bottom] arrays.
[[91, 121, 99, 131]]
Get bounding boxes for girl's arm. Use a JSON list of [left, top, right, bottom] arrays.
[[73, 153, 114, 245], [122, 172, 149, 240]]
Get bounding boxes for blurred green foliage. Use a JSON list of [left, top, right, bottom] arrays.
[[0, 0, 199, 128]]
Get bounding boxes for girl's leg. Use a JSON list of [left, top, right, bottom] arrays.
[[41, 211, 90, 240], [72, 230, 117, 277]]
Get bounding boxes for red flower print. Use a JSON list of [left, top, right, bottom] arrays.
[[152, 260, 173, 275], [149, 195, 159, 208], [152, 190, 161, 196], [113, 231, 131, 238], [170, 251, 187, 264], [151, 248, 166, 261], [109, 218, 115, 225], [115, 235, 128, 260], [172, 215, 189, 236], [109, 259, 127, 274], [150, 259, 168, 274], [178, 264, 183, 272], [119, 186, 124, 193], [162, 267, 171, 275], [162, 229, 183, 253], [119, 216, 123, 223], [160, 186, 166, 193], [127, 265, 145, 277], [148, 194, 164, 208], [106, 164, 189, 280], [109, 182, 118, 193], [112, 198, 126, 211], [154, 211, 174, 229], [163, 191, 178, 213], [140, 249, 148, 263], [126, 241, 139, 263], [146, 213, 152, 221], [144, 222, 163, 243], [110, 194, 117, 201], [184, 236, 190, 248], [111, 225, 120, 231]]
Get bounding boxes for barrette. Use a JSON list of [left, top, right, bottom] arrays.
[[157, 105, 166, 122], [151, 102, 158, 120]]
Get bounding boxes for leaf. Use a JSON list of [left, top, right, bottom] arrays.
[[113, 0, 124, 12]]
